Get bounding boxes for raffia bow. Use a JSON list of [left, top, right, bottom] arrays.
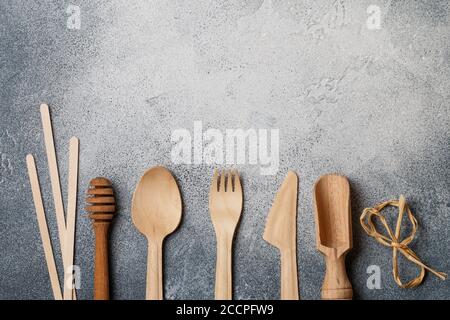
[[360, 195, 446, 288]]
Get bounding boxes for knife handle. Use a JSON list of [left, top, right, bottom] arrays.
[[280, 249, 299, 300], [322, 254, 352, 300]]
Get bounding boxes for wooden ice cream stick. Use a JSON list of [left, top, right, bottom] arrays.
[[40, 104, 67, 260], [26, 154, 63, 300], [40, 104, 77, 300], [63, 137, 79, 300]]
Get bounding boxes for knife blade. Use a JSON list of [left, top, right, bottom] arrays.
[[263, 171, 299, 299]]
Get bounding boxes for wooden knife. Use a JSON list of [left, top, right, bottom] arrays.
[[263, 171, 299, 300]]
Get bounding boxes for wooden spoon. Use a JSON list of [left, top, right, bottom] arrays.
[[131, 166, 182, 300], [313, 174, 353, 300]]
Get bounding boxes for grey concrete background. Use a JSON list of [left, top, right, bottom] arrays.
[[1, 0, 449, 300]]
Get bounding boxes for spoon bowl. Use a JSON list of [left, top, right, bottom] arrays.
[[132, 167, 182, 239]]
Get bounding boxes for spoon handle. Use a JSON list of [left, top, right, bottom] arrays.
[[322, 254, 352, 300], [215, 233, 232, 300], [147, 240, 163, 300]]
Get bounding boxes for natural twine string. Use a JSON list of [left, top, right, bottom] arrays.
[[360, 195, 446, 288]]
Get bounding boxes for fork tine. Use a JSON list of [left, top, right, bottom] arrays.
[[211, 169, 219, 192], [219, 170, 226, 191], [233, 170, 241, 193]]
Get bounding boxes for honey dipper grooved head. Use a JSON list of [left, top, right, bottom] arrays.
[[86, 177, 116, 221]]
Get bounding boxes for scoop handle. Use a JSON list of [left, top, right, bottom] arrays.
[[322, 254, 352, 300]]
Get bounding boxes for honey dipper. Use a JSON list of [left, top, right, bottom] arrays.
[[86, 177, 116, 300]]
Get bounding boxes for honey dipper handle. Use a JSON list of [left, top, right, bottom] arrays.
[[93, 221, 111, 300], [322, 254, 352, 300]]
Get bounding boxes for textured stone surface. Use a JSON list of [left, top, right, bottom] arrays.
[[0, 0, 449, 300]]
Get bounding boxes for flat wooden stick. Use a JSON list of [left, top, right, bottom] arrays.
[[41, 103, 77, 300], [40, 104, 67, 261], [26, 154, 63, 300], [63, 137, 79, 300]]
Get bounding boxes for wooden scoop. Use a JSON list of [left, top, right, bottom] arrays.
[[313, 174, 353, 300], [131, 166, 182, 300]]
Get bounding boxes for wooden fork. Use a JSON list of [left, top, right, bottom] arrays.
[[209, 170, 243, 300]]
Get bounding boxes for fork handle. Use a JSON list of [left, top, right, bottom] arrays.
[[215, 233, 233, 300], [146, 239, 163, 300]]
